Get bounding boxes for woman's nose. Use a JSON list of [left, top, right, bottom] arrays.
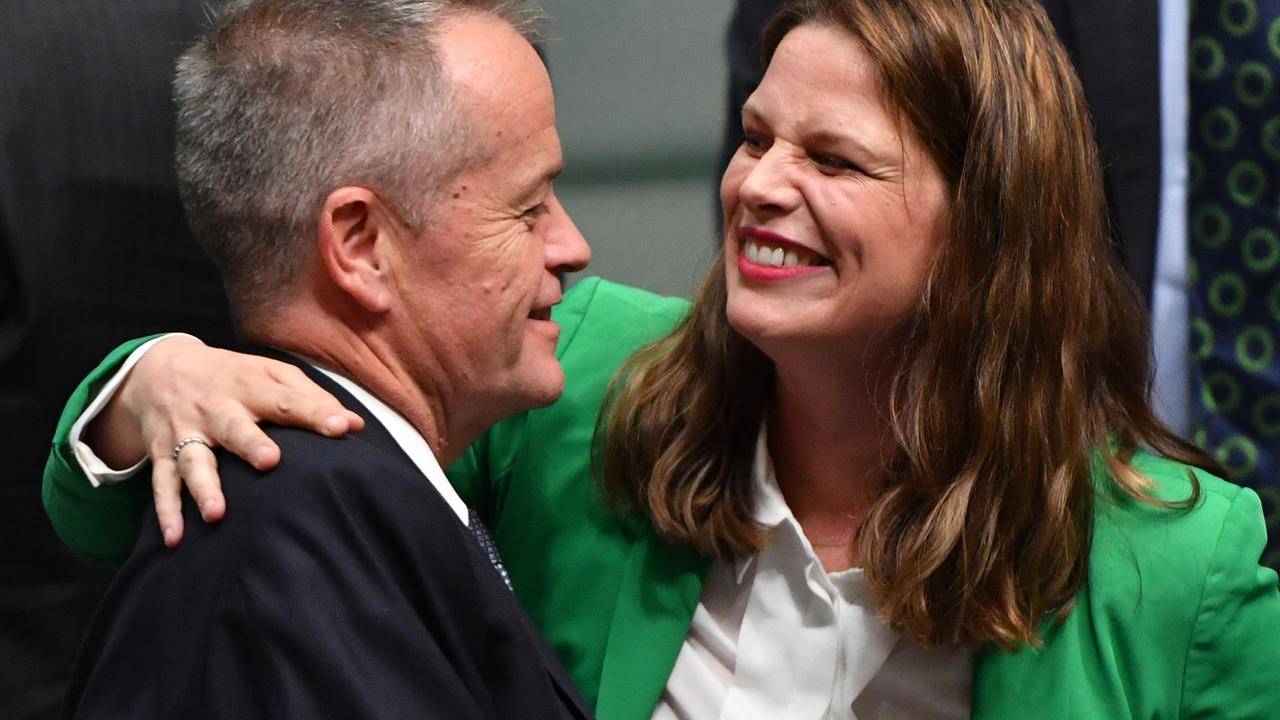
[[735, 146, 803, 216]]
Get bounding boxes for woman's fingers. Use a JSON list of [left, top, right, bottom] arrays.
[[208, 399, 281, 471], [123, 341, 367, 546], [259, 363, 365, 435], [221, 416, 281, 471], [177, 440, 224, 523], [149, 453, 186, 547]]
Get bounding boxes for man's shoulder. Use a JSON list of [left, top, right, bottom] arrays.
[[228, 424, 383, 486], [214, 424, 467, 550]]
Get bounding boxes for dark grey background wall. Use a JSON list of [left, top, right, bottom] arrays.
[[541, 1, 733, 298]]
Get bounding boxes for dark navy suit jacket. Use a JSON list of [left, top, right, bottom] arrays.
[[62, 355, 592, 720]]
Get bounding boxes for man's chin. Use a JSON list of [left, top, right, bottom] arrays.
[[507, 361, 566, 410], [525, 370, 566, 409]]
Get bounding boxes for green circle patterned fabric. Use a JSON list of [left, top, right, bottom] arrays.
[[1188, 0, 1280, 569]]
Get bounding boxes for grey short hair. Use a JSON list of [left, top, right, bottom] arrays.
[[174, 0, 544, 319]]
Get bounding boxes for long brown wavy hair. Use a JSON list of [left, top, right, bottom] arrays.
[[599, 0, 1223, 649]]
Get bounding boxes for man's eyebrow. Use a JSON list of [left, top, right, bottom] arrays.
[[511, 164, 561, 208], [530, 162, 562, 192]]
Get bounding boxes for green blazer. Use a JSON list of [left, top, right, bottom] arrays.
[[44, 277, 1280, 719]]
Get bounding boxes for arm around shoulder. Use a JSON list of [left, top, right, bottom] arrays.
[[1180, 486, 1280, 719], [43, 334, 164, 564]]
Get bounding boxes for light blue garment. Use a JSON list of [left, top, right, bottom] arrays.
[[1151, 0, 1191, 435]]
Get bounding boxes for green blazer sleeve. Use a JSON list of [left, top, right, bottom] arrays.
[[1180, 486, 1280, 719], [43, 330, 515, 566], [972, 454, 1280, 720], [42, 335, 161, 565]]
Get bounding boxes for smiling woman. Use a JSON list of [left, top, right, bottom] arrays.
[[598, 0, 1280, 711], [39, 0, 1280, 719], [723, 22, 949, 366]]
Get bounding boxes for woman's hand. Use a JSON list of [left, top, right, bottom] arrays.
[[86, 335, 365, 547]]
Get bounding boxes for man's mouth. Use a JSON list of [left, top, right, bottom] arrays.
[[528, 307, 552, 321]]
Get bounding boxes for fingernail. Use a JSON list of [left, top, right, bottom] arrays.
[[200, 500, 216, 517], [251, 446, 272, 468], [162, 527, 178, 546], [322, 416, 346, 435]]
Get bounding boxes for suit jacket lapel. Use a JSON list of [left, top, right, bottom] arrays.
[[251, 346, 413, 461], [251, 347, 595, 720], [595, 520, 709, 720], [509, 592, 596, 719]]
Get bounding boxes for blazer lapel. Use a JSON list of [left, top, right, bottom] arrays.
[[508, 595, 596, 720], [968, 593, 1107, 720], [595, 520, 709, 720], [970, 645, 1055, 720], [252, 347, 595, 719], [969, 634, 1070, 720], [250, 347, 408, 457]]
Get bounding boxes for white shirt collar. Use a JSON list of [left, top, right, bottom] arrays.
[[737, 423, 868, 594], [749, 424, 794, 530], [310, 363, 470, 527]]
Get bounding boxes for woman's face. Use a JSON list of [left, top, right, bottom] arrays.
[[721, 22, 950, 367]]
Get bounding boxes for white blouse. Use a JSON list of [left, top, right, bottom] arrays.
[[651, 433, 972, 720]]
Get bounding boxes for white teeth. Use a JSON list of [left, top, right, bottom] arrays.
[[742, 237, 821, 268]]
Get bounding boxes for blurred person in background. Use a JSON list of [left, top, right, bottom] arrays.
[[0, 3, 234, 717]]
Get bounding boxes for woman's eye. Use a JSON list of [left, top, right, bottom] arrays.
[[812, 153, 858, 173], [741, 132, 769, 155]]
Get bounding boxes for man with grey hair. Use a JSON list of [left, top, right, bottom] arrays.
[[60, 1, 592, 717]]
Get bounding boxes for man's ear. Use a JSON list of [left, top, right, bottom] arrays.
[[316, 187, 403, 313]]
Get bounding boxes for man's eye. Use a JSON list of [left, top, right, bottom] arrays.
[[521, 203, 548, 225]]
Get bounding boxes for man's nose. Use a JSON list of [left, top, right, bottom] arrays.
[[544, 193, 590, 274]]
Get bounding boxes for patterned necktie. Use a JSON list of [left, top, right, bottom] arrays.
[[468, 508, 513, 590], [1187, 0, 1280, 567]]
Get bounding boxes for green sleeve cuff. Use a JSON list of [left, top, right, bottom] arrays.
[[42, 335, 165, 565]]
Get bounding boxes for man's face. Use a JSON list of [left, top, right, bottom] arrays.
[[390, 13, 589, 422]]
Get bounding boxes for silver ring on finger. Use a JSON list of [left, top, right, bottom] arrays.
[[172, 435, 213, 462]]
